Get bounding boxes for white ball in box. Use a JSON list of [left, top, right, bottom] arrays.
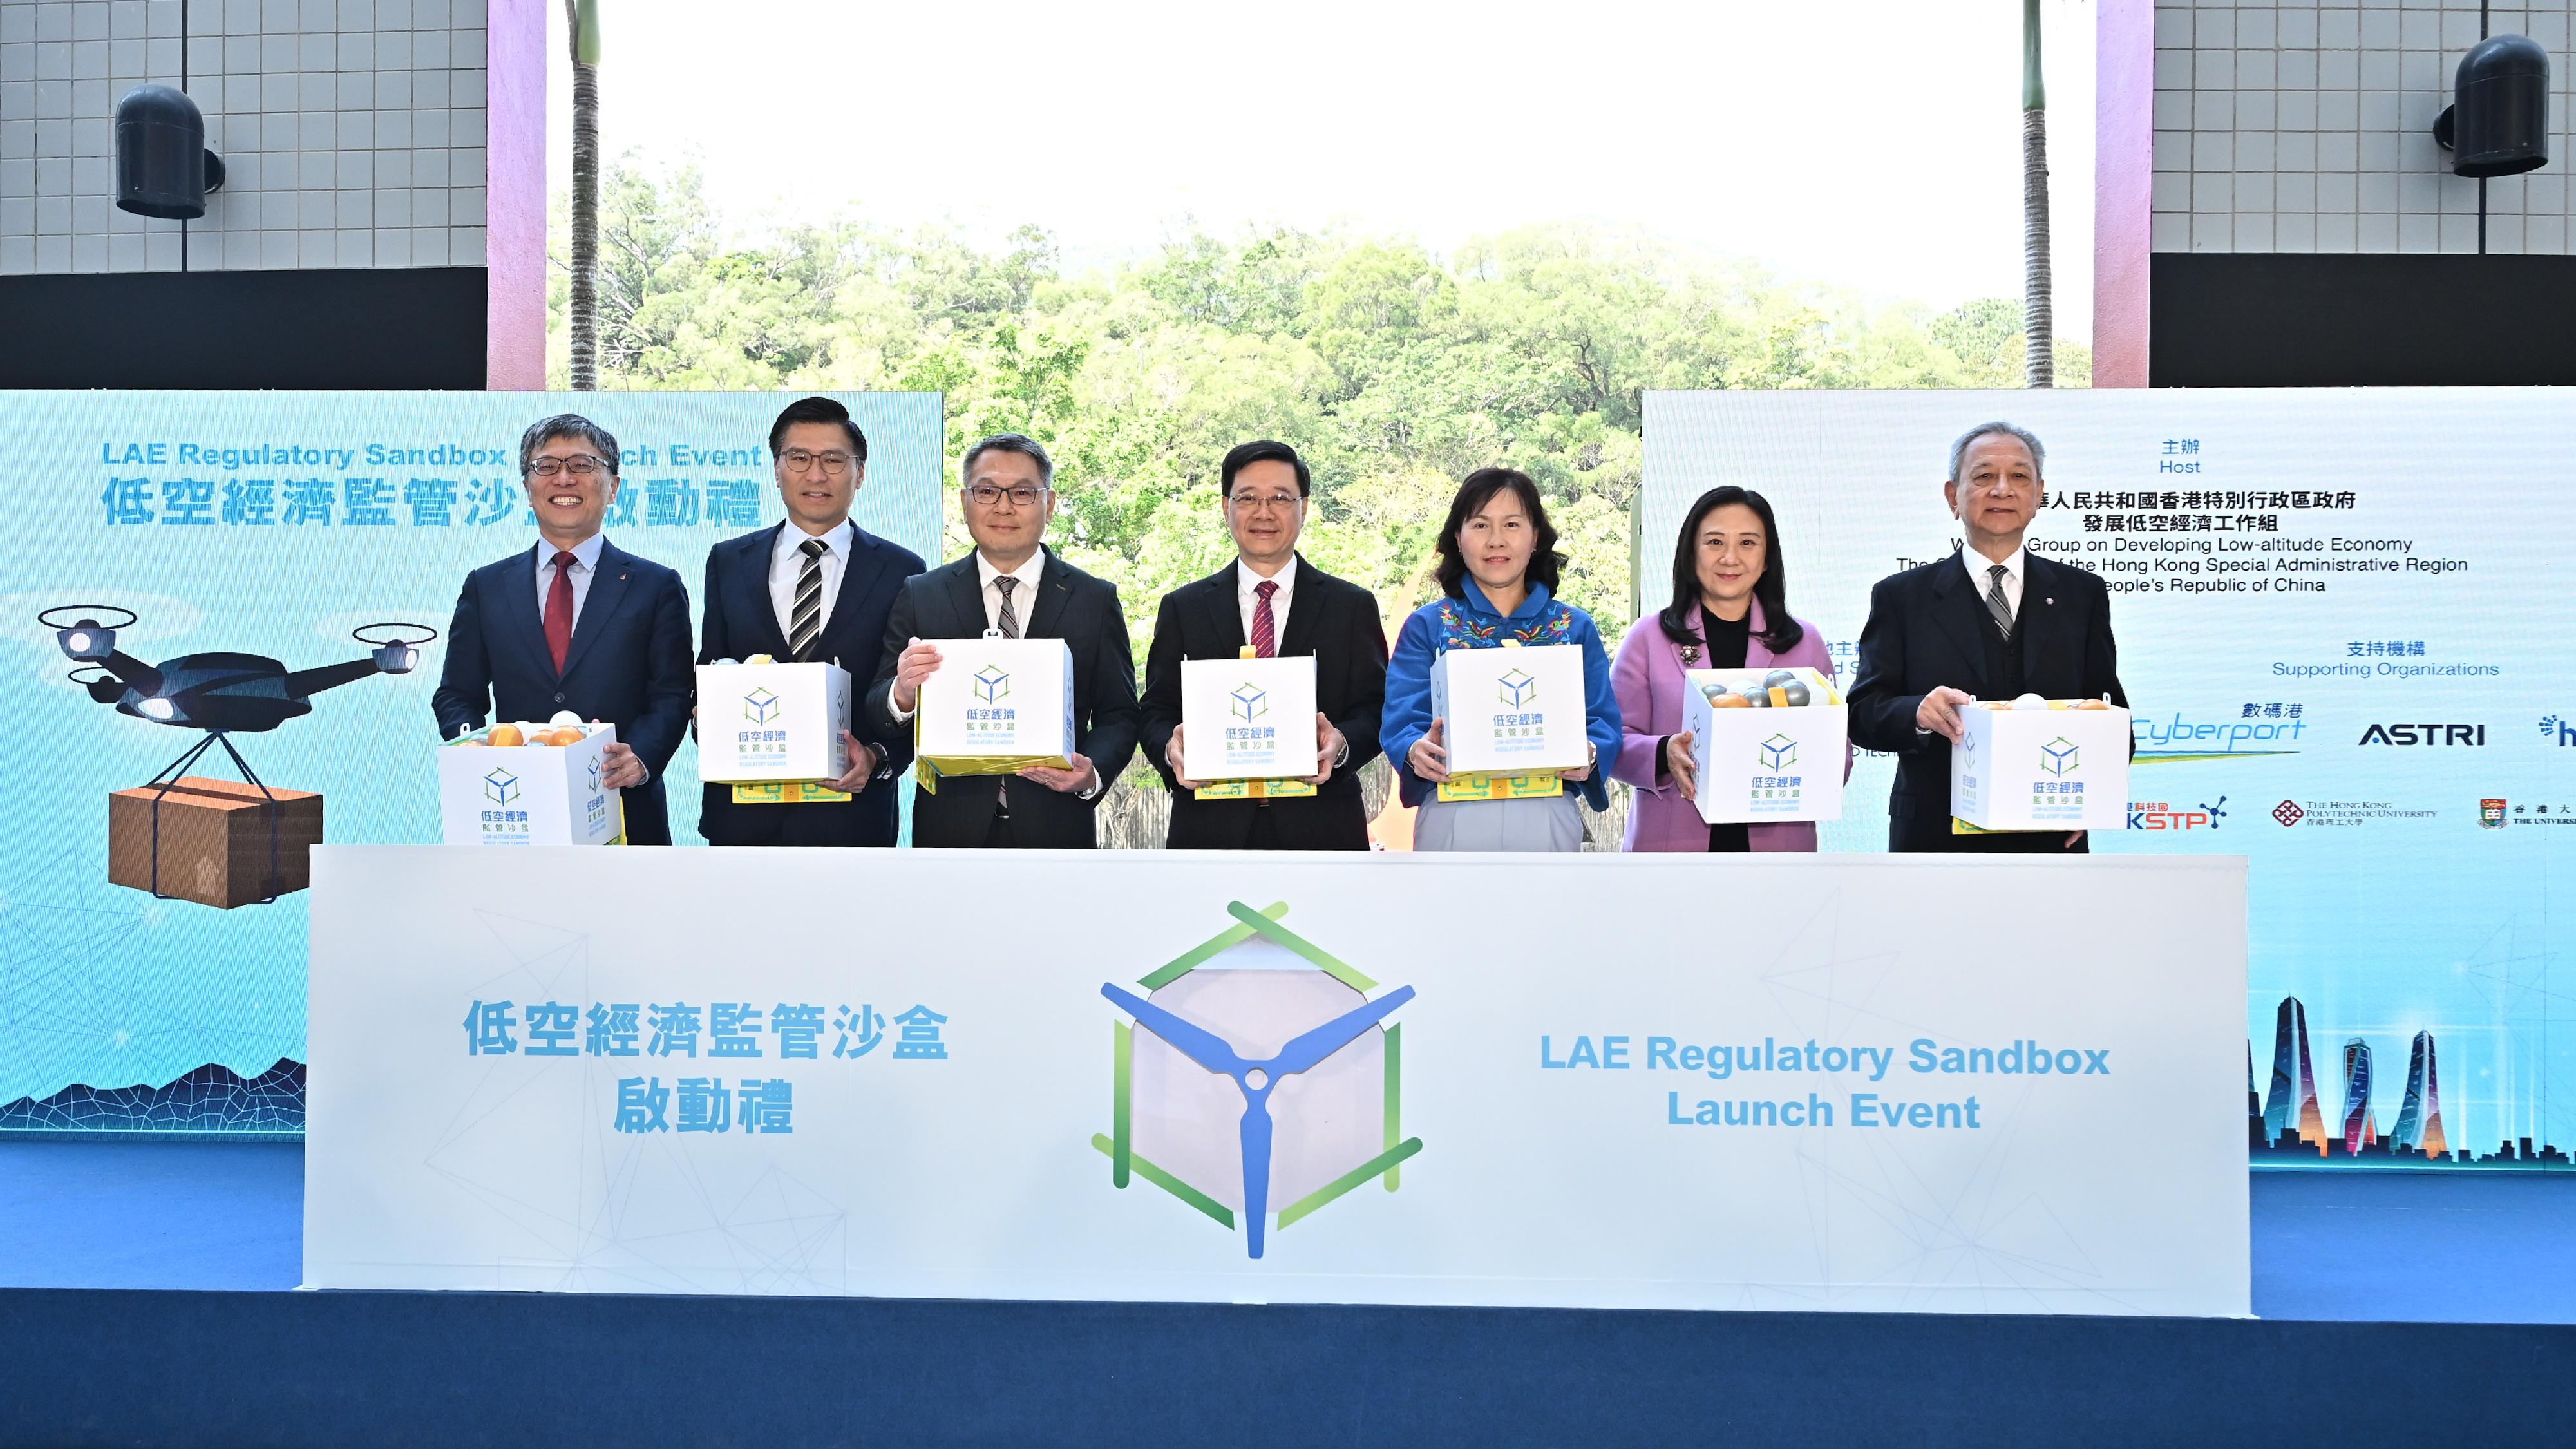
[[1949, 701, 2133, 832], [1180, 655, 1320, 781], [914, 636, 1076, 770], [437, 723, 623, 846], [696, 661, 851, 784], [1680, 667, 1847, 824], [1426, 643, 1589, 775]]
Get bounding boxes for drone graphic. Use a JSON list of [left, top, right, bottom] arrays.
[[1101, 979, 1416, 1260], [44, 605, 436, 903]]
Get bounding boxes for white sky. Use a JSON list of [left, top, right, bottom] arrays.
[[547, 0, 2096, 340]]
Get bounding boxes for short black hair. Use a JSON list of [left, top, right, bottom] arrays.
[[768, 396, 867, 461], [519, 413, 620, 475], [1219, 439, 1310, 497], [1433, 468, 1564, 598], [961, 433, 1054, 488]]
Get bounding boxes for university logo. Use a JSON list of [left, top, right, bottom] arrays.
[[1497, 668, 1536, 708], [2040, 737, 2078, 777], [482, 768, 520, 806], [2272, 799, 2304, 828], [1097, 901, 1421, 1260], [743, 687, 779, 724], [1231, 683, 1269, 723], [973, 665, 1010, 703], [2482, 798, 2509, 829]]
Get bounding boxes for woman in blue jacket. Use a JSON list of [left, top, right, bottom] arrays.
[[1383, 468, 1622, 852]]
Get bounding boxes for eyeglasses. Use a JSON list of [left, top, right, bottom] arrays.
[[966, 484, 1049, 508], [526, 455, 609, 478], [779, 448, 857, 476], [1228, 491, 1302, 514]]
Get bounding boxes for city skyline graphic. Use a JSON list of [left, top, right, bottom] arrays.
[[2251, 996, 2568, 1169]]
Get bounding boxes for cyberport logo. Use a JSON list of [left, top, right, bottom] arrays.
[[2132, 708, 2307, 762], [2130, 795, 2226, 831], [973, 665, 1010, 703], [1497, 668, 1536, 708], [482, 768, 520, 806], [743, 687, 779, 724], [1096, 900, 1421, 1261], [2040, 737, 2079, 777], [1230, 683, 1269, 723]]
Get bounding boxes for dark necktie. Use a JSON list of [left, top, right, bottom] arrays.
[[993, 574, 1021, 812], [788, 536, 828, 660], [1984, 563, 2014, 641], [1250, 578, 1278, 658], [544, 549, 576, 674]]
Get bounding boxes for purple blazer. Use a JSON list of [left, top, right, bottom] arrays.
[[1610, 598, 1850, 853]]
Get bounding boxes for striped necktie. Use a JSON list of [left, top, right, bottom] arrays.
[[1249, 578, 1278, 657], [1984, 563, 2014, 641], [788, 537, 828, 659], [992, 575, 1021, 813]]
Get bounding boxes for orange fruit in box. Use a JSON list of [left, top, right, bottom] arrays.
[[549, 727, 587, 746], [488, 724, 524, 747]]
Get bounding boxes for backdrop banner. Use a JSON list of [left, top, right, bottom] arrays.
[[0, 392, 942, 1128], [1644, 388, 2576, 1168], [305, 847, 2250, 1317]]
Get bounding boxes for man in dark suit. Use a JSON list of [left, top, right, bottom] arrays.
[[1847, 421, 2130, 853], [433, 414, 695, 845], [865, 433, 1141, 848], [696, 397, 926, 848], [1139, 440, 1387, 850]]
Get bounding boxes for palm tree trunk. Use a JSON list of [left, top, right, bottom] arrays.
[[2022, 0, 2053, 388], [566, 1, 602, 391]]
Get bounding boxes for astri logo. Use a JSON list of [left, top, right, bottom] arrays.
[[2132, 708, 2306, 761], [1231, 683, 1269, 723], [2358, 723, 2485, 746], [972, 665, 1010, 703], [482, 768, 520, 806], [2130, 796, 2226, 831], [2483, 798, 2509, 829], [2543, 715, 2575, 747], [743, 687, 780, 724], [1096, 901, 1421, 1261]]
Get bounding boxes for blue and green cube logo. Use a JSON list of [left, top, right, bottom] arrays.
[[974, 665, 1010, 703], [1759, 733, 1797, 770], [2041, 736, 2079, 776], [482, 768, 519, 806], [1497, 668, 1536, 708], [1097, 901, 1421, 1261], [1230, 683, 1268, 723], [743, 687, 779, 724]]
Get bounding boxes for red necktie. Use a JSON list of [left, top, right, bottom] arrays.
[[544, 549, 576, 674], [1250, 578, 1278, 658]]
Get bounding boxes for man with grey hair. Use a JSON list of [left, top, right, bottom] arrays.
[[432, 413, 696, 844], [864, 433, 1140, 848], [1847, 420, 2128, 852]]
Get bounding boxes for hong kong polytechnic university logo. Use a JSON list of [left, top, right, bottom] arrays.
[[2273, 799, 2306, 827], [483, 768, 519, 805], [1097, 901, 1421, 1260]]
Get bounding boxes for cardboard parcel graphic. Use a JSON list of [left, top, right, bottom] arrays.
[[1097, 902, 1422, 1259]]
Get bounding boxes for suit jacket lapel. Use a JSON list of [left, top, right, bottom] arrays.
[[2018, 553, 2070, 681], [503, 544, 555, 678], [1273, 558, 1320, 659], [1202, 562, 1248, 657], [1024, 549, 1074, 639], [1928, 554, 1990, 692], [737, 526, 791, 660], [822, 527, 894, 652], [943, 556, 985, 636], [559, 540, 634, 683]]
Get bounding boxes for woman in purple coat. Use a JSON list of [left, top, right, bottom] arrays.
[[1611, 486, 1847, 852]]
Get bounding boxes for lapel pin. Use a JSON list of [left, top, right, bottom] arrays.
[[2045, 596, 2053, 605]]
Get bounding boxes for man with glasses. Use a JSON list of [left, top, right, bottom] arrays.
[[1139, 440, 1388, 849], [433, 413, 695, 844], [865, 433, 1141, 848], [696, 397, 927, 848], [1847, 421, 2130, 853]]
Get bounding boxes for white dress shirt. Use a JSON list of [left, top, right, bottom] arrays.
[[1237, 554, 1298, 645], [974, 549, 1047, 633], [533, 532, 608, 628], [768, 518, 856, 643], [1960, 542, 2027, 622]]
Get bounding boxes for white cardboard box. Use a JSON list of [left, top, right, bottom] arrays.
[[696, 661, 851, 783], [915, 636, 1076, 772], [437, 723, 623, 846], [1428, 643, 1589, 775], [1681, 667, 1847, 824], [1951, 701, 2132, 832], [1180, 655, 1320, 781]]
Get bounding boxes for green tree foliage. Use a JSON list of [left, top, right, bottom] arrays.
[[551, 155, 2090, 653]]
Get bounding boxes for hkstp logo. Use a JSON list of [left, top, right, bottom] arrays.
[[973, 665, 1010, 703], [1097, 900, 1421, 1262], [483, 768, 520, 806], [743, 687, 780, 724], [2358, 723, 2485, 746], [2273, 799, 2305, 828], [2483, 798, 2509, 829], [1231, 683, 1269, 723], [2130, 796, 2226, 831]]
